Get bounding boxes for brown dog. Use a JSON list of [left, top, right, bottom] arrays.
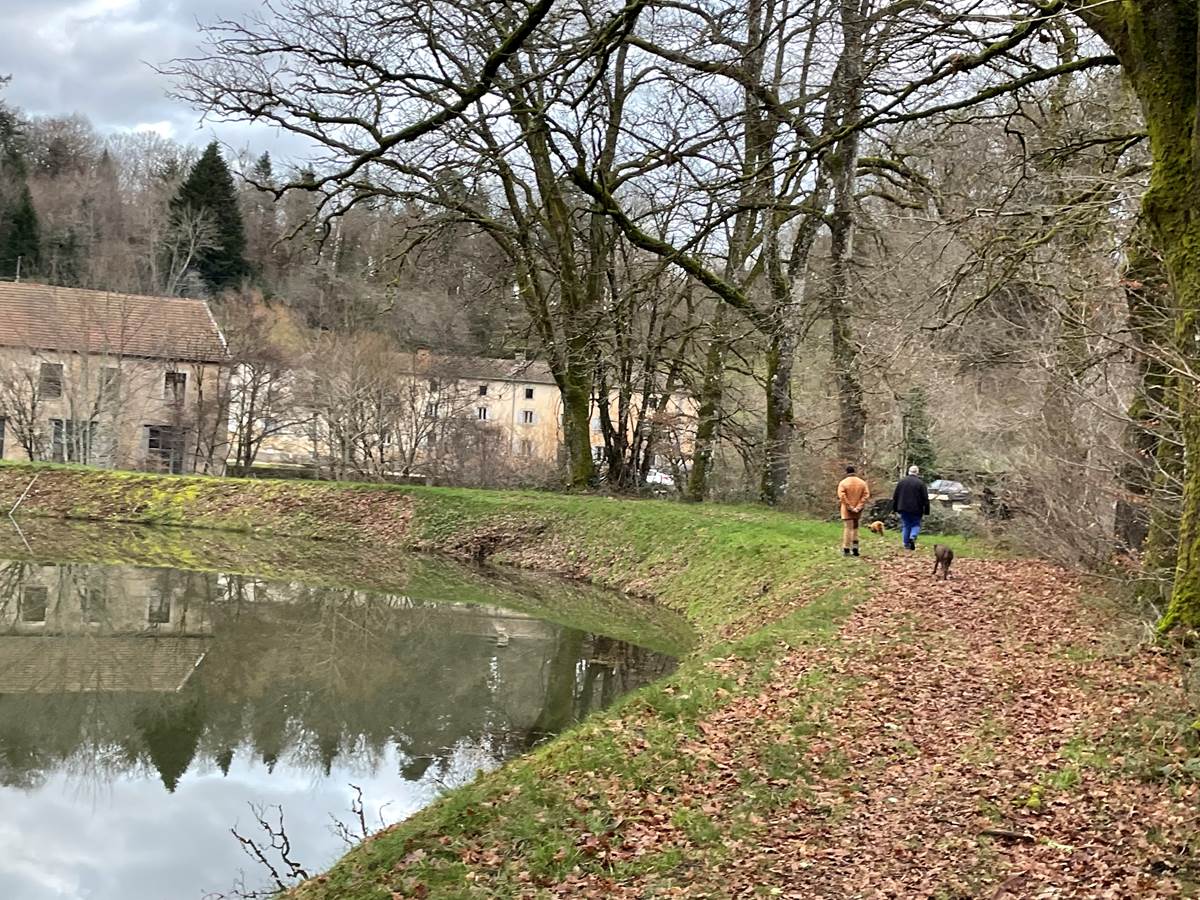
[[867, 520, 885, 536], [932, 544, 954, 580]]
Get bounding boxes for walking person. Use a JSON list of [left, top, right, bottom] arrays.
[[893, 465, 930, 551], [837, 466, 870, 557]]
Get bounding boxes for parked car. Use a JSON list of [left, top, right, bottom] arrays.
[[929, 479, 972, 505], [645, 468, 675, 488]]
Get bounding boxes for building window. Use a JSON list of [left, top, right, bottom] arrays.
[[519, 439, 534, 457], [82, 588, 105, 624], [164, 371, 187, 404], [20, 586, 48, 623], [425, 402, 438, 418], [521, 410, 535, 425], [99, 366, 120, 401], [525, 387, 534, 400], [478, 384, 488, 396], [51, 419, 94, 463], [592, 446, 605, 462], [146, 425, 186, 475], [39, 362, 63, 399], [647, 395, 659, 410], [428, 379, 440, 393], [591, 417, 601, 433], [477, 406, 489, 421], [147, 593, 172, 625]]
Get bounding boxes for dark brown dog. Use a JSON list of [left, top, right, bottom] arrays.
[[932, 544, 954, 580]]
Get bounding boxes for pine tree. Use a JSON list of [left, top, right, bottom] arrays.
[[0, 185, 40, 278], [169, 141, 248, 293], [900, 387, 937, 476]]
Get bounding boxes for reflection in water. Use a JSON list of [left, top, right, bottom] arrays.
[[0, 559, 675, 900]]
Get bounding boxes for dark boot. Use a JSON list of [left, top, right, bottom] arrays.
[[843, 547, 851, 556], [852, 546, 860, 557]]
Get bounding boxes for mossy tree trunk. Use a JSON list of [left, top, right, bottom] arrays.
[[686, 307, 726, 501], [1073, 0, 1200, 629]]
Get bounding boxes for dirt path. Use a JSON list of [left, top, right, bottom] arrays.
[[551, 554, 1199, 899]]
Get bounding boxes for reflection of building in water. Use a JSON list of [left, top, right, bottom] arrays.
[[0, 559, 675, 794], [0, 563, 213, 697], [0, 563, 214, 636]]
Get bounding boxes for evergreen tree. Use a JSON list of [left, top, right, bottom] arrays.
[[0, 185, 40, 278], [900, 387, 937, 476], [169, 141, 248, 293]]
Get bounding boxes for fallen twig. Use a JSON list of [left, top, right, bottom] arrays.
[[979, 827, 1036, 843]]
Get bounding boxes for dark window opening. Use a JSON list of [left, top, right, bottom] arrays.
[[164, 371, 187, 404], [21, 586, 48, 623], [39, 362, 63, 399], [147, 594, 172, 625], [521, 410, 535, 425], [524, 387, 534, 400], [146, 425, 186, 475], [478, 384, 488, 396]]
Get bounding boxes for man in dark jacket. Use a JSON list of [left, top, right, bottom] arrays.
[[892, 465, 930, 551]]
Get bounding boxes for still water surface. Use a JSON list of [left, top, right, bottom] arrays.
[[0, 547, 677, 899]]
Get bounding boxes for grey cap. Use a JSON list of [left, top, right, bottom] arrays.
[[908, 465, 920, 476]]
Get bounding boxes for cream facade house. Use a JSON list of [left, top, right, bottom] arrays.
[[252, 348, 695, 483], [0, 282, 229, 474]]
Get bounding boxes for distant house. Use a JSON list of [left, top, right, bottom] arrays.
[[253, 347, 695, 484], [0, 282, 229, 474]]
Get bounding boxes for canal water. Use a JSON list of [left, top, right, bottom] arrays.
[[0, 525, 685, 899]]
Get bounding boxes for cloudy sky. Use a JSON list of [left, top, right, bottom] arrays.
[[1, 0, 309, 160]]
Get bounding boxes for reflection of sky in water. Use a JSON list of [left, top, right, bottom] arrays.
[[0, 742, 499, 900]]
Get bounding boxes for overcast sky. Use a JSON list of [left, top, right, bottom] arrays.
[[1, 0, 311, 161]]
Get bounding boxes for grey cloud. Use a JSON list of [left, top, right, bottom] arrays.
[[1, 0, 312, 161]]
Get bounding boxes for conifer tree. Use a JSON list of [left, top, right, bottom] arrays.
[[169, 141, 248, 293], [0, 184, 40, 278]]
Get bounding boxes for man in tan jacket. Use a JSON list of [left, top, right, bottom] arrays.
[[837, 466, 870, 557]]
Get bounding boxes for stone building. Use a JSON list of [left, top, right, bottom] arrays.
[[0, 282, 228, 474]]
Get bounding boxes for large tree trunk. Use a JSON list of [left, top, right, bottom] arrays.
[[686, 307, 726, 501], [761, 327, 796, 505], [1115, 228, 1177, 558], [828, 186, 865, 461], [560, 365, 595, 490], [1082, 1, 1200, 630]]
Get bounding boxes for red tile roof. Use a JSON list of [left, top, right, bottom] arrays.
[[0, 282, 227, 363]]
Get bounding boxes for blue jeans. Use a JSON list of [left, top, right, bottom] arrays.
[[900, 512, 922, 546]]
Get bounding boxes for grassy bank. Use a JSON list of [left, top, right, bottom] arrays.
[[0, 463, 981, 896]]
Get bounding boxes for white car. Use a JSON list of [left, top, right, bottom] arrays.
[[645, 468, 675, 488]]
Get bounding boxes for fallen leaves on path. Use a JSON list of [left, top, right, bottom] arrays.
[[696, 556, 1200, 899], [394, 555, 1200, 898]]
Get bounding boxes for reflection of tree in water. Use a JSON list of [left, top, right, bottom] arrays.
[[0, 561, 676, 793], [135, 694, 205, 792]]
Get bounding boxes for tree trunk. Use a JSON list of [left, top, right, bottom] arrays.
[[1119, 9, 1198, 629], [560, 367, 595, 490], [1115, 228, 1175, 555], [761, 329, 795, 505], [828, 0, 867, 463], [1074, 0, 1200, 631], [686, 308, 726, 502], [829, 200, 865, 461]]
